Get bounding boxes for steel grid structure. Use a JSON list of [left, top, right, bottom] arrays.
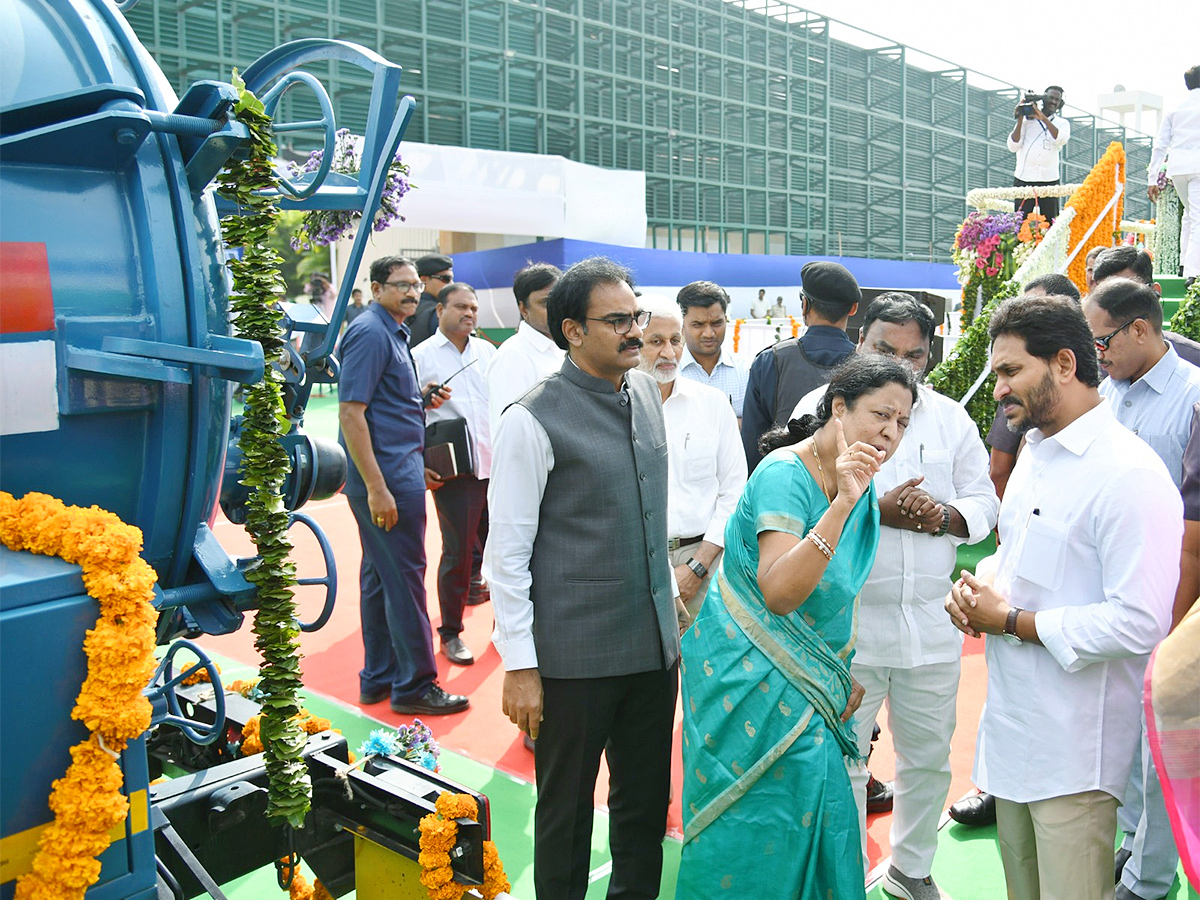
[[125, 0, 1154, 262]]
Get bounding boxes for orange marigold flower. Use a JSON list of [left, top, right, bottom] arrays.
[[419, 849, 452, 869], [418, 866, 455, 888], [435, 792, 478, 822]]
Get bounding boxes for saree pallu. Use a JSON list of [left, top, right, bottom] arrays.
[[676, 451, 880, 900], [1145, 599, 1200, 889]]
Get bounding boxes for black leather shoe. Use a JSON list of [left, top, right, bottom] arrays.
[[949, 791, 996, 827], [392, 684, 469, 716], [866, 774, 894, 814], [1114, 845, 1132, 884], [1114, 883, 1152, 900], [467, 579, 490, 606], [442, 636, 475, 666], [359, 687, 389, 705]]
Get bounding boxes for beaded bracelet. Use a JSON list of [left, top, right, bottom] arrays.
[[806, 530, 835, 560]]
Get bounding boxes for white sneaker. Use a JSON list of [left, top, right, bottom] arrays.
[[882, 865, 950, 900]]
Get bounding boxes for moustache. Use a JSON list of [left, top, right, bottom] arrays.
[[1001, 398, 1023, 409], [619, 338, 643, 352]]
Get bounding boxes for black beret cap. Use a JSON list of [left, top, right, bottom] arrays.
[[416, 254, 454, 277], [800, 261, 861, 311]]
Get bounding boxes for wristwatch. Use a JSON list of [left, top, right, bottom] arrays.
[[934, 507, 952, 537], [1002, 607, 1023, 646], [685, 557, 708, 579]]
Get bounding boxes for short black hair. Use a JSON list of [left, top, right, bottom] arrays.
[[1025, 273, 1081, 301], [369, 255, 415, 285], [861, 292, 936, 344], [1045, 85, 1064, 96], [437, 282, 476, 304], [760, 355, 917, 454], [1087, 277, 1163, 333], [513, 263, 562, 307], [1185, 65, 1200, 91], [547, 257, 635, 351], [677, 281, 730, 315], [1094, 246, 1154, 285], [989, 294, 1102, 388]]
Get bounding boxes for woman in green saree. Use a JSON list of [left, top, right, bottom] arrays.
[[677, 355, 917, 899]]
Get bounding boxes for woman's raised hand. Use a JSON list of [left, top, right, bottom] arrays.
[[833, 418, 883, 506]]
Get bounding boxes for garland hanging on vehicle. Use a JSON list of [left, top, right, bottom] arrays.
[[216, 71, 311, 829]]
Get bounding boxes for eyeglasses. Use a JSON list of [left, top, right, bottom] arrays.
[[426, 273, 453, 284], [585, 310, 651, 335], [385, 280, 424, 294], [1094, 317, 1144, 352]]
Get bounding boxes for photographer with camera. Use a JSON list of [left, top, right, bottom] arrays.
[[1007, 85, 1070, 221]]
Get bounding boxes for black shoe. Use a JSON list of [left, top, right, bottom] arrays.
[[467, 579, 490, 606], [359, 687, 389, 705], [442, 636, 475, 666], [391, 683, 469, 716], [948, 791, 996, 827], [1114, 845, 1133, 884], [1114, 883, 1151, 900], [866, 774, 894, 814]]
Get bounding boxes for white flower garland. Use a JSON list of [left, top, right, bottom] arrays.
[[966, 183, 1084, 211], [1154, 182, 1182, 276], [1118, 220, 1156, 234]]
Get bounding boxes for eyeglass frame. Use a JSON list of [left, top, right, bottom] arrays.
[[583, 310, 652, 335], [1094, 317, 1144, 352], [384, 279, 424, 294], [424, 273, 453, 284]]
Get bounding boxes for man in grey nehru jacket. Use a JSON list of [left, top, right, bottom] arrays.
[[484, 256, 684, 900]]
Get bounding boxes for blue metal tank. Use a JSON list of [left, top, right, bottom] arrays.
[[0, 1, 417, 895]]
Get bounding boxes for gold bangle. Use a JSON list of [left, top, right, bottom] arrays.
[[806, 530, 834, 560]]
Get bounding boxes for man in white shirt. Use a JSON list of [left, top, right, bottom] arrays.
[[486, 263, 564, 436], [636, 295, 747, 619], [1007, 85, 1070, 221], [412, 283, 496, 666], [1148, 65, 1200, 281], [1083, 277, 1200, 900], [793, 293, 999, 900], [676, 280, 749, 424], [946, 294, 1182, 900]]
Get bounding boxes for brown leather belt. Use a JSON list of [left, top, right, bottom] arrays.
[[668, 534, 705, 551]]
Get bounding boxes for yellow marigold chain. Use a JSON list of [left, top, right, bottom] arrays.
[[417, 792, 510, 900], [1, 491, 157, 900]]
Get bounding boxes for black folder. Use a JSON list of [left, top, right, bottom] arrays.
[[424, 417, 474, 480]]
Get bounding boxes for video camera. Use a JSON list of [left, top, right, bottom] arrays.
[[1017, 92, 1048, 119]]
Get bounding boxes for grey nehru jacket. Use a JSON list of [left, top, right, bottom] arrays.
[[517, 359, 680, 679]]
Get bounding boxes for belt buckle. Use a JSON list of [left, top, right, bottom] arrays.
[[668, 537, 681, 551]]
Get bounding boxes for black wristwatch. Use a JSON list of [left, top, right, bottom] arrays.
[[1003, 607, 1023, 645], [934, 507, 952, 537], [685, 557, 708, 579]]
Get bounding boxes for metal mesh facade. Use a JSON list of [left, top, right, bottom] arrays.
[[126, 0, 1153, 263]]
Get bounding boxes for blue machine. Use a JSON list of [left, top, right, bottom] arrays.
[[0, 2, 491, 897]]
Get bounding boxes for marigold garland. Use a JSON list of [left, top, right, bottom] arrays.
[[0, 492, 157, 900], [732, 318, 743, 353], [1064, 142, 1125, 293], [417, 792, 510, 900]]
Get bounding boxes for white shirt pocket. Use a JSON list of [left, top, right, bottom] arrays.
[[918, 447, 955, 501], [1013, 513, 1070, 591]]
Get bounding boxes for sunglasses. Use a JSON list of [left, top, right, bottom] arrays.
[[425, 273, 453, 284], [1094, 317, 1144, 352]]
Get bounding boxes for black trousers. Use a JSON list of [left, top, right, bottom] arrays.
[[1012, 177, 1060, 221], [535, 664, 679, 900], [430, 475, 488, 640]]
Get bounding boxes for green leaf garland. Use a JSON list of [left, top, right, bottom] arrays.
[[928, 279, 1020, 440], [1168, 276, 1200, 342], [217, 71, 311, 829]]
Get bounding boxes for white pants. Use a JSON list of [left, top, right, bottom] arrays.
[[1175, 172, 1200, 278], [847, 658, 960, 878]]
